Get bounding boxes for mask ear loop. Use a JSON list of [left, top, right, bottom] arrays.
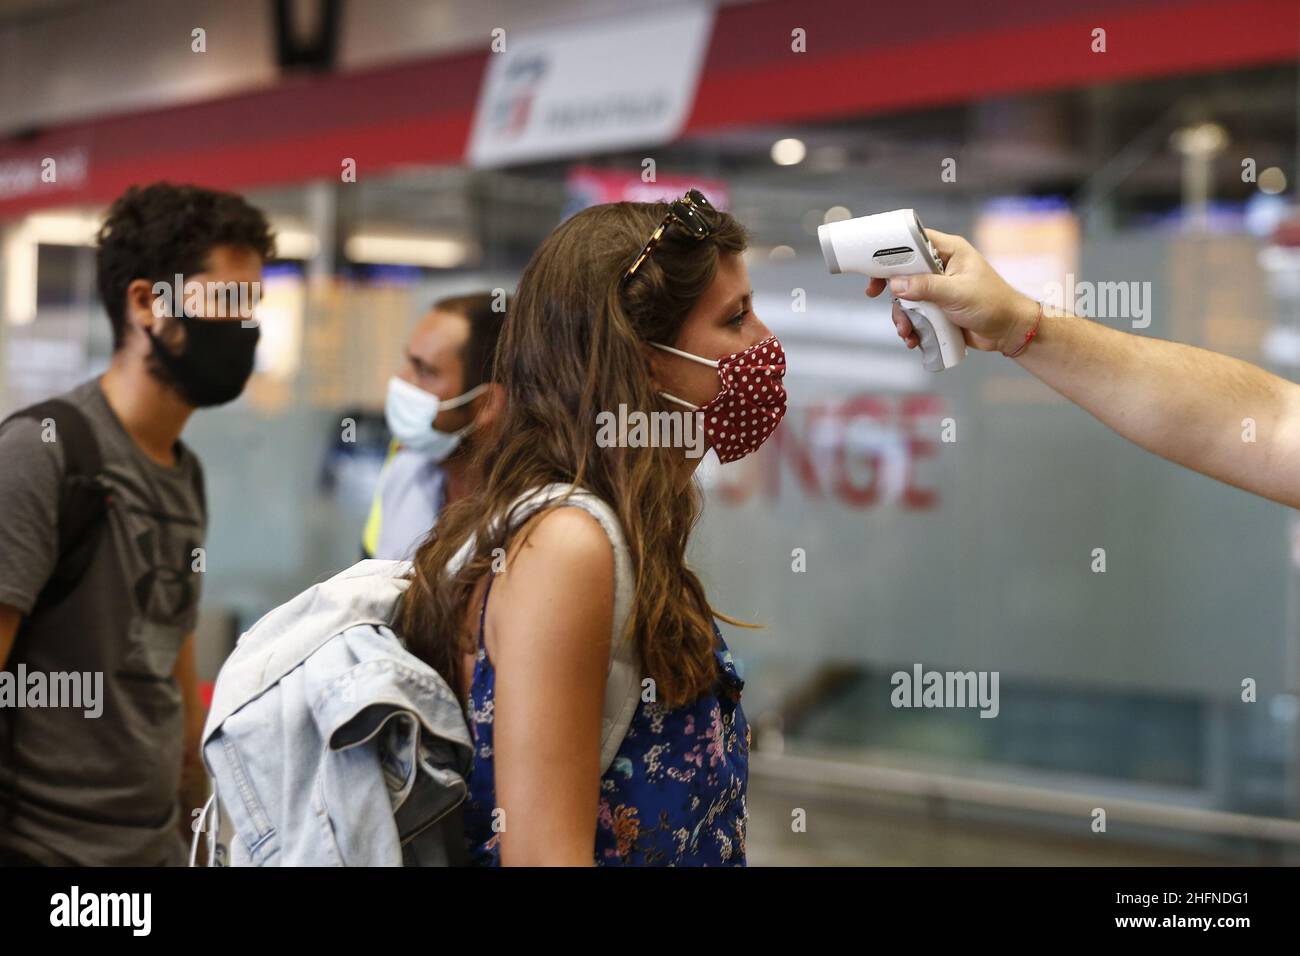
[[437, 381, 489, 410], [649, 341, 720, 368], [648, 341, 720, 412], [659, 392, 700, 411], [439, 382, 490, 440]]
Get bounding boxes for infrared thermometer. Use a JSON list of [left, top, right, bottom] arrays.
[[818, 209, 967, 371]]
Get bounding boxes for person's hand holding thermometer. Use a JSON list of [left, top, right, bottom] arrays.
[[818, 209, 967, 371], [820, 212, 1043, 363]]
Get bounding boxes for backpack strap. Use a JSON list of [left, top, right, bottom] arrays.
[[456, 483, 641, 775], [0, 400, 112, 614]]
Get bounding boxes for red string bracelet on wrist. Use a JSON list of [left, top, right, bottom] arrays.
[[1004, 301, 1043, 358]]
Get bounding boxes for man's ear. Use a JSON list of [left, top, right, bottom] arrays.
[[124, 277, 164, 338], [474, 382, 507, 428]]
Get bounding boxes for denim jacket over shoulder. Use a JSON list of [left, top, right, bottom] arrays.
[[200, 560, 473, 866]]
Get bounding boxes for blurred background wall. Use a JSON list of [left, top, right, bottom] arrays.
[[2, 0, 1300, 864]]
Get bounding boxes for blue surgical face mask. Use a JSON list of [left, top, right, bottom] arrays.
[[384, 375, 487, 461]]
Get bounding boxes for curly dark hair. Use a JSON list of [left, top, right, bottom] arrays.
[[95, 183, 275, 349]]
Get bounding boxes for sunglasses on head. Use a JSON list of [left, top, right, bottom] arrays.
[[621, 188, 716, 286]]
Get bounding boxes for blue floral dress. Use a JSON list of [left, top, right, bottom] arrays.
[[462, 582, 750, 866]]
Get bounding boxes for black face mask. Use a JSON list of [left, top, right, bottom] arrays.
[[147, 314, 261, 407]]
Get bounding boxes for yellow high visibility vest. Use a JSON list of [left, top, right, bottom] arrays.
[[361, 439, 401, 559]]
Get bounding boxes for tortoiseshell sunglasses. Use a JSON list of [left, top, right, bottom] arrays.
[[621, 188, 716, 285]]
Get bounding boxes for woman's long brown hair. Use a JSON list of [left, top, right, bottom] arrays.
[[397, 199, 751, 710]]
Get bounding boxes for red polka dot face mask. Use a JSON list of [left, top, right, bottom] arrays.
[[651, 335, 788, 463]]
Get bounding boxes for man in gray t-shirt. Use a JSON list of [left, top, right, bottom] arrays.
[[0, 183, 273, 866], [0, 380, 206, 865]]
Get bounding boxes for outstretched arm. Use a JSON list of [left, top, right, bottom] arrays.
[[879, 229, 1300, 508]]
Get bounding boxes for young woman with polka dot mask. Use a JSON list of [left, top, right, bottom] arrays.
[[399, 192, 779, 865]]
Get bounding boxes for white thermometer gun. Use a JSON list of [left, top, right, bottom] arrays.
[[818, 209, 967, 371]]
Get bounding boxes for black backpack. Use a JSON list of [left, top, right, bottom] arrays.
[[0, 399, 114, 824]]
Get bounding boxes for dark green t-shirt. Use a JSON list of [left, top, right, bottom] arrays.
[[0, 378, 206, 865]]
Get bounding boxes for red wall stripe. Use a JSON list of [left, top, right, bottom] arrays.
[[686, 0, 1300, 132], [0, 0, 1294, 219]]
